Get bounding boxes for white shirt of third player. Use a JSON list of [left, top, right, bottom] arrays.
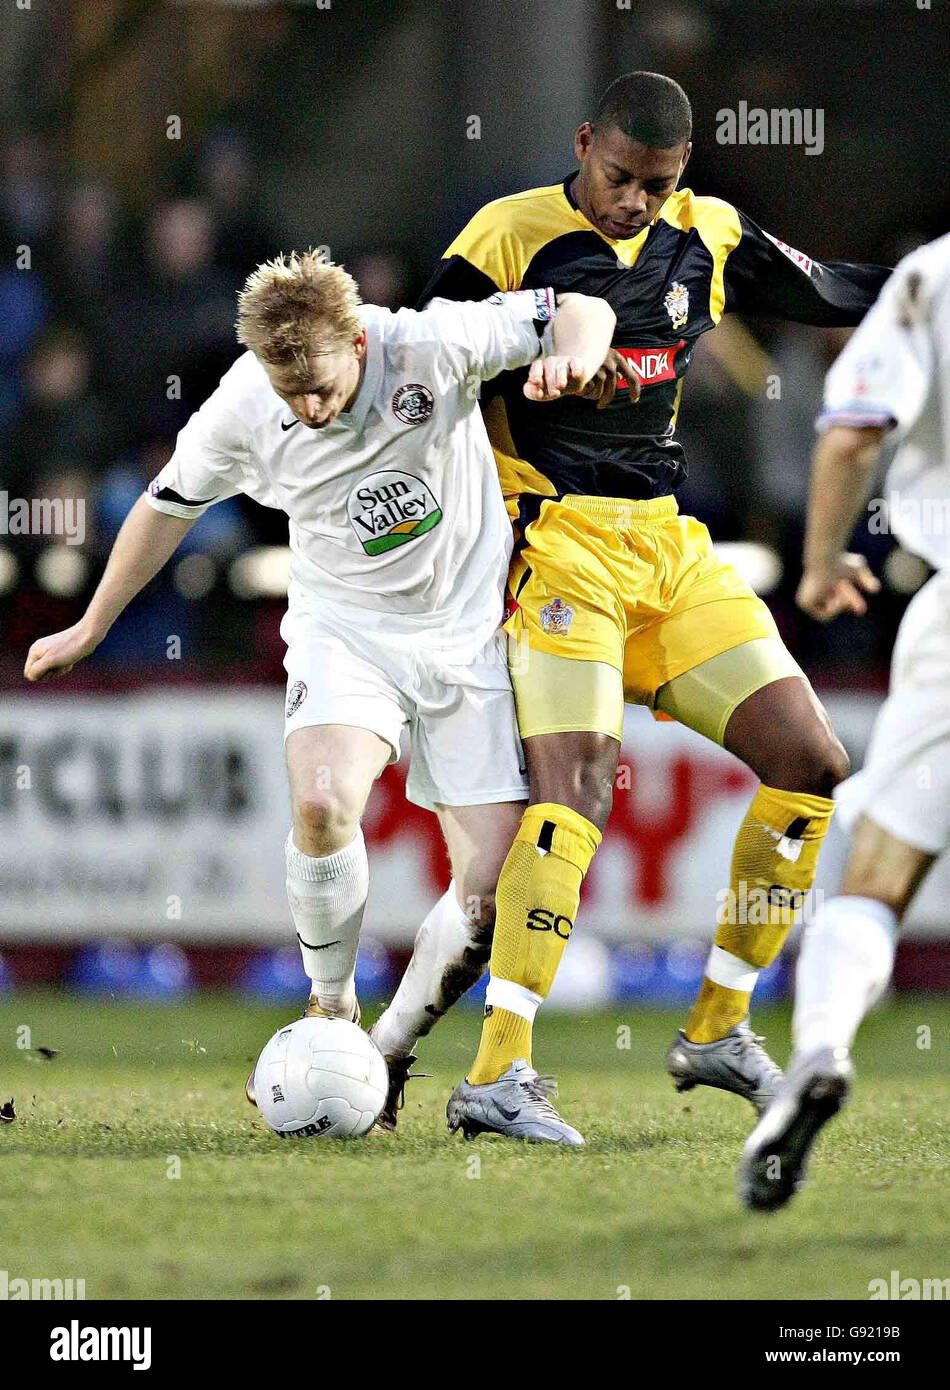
[[819, 232, 950, 573], [145, 289, 559, 664]]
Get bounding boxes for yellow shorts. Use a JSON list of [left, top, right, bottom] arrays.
[[505, 494, 790, 741]]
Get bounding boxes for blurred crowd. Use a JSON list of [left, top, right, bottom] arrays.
[[0, 127, 429, 681], [0, 123, 909, 690]]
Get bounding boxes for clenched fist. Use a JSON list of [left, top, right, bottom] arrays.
[[796, 554, 881, 622], [576, 348, 642, 410], [24, 623, 100, 682]]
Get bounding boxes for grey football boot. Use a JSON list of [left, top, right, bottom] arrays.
[[739, 1045, 853, 1212], [667, 1019, 784, 1115], [446, 1059, 585, 1145]]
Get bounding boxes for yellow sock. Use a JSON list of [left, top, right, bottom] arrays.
[[469, 802, 601, 1084], [685, 784, 834, 1043]]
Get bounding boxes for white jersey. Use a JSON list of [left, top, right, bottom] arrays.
[[818, 233, 950, 571], [146, 288, 557, 662]]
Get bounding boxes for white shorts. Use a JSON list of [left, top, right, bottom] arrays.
[[835, 569, 950, 855], [280, 599, 528, 813]]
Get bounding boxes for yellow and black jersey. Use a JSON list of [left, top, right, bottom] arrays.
[[419, 175, 890, 514]]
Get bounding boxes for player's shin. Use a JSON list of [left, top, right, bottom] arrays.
[[371, 884, 491, 1058], [468, 803, 601, 1084], [286, 827, 369, 1018], [793, 895, 898, 1054], [685, 786, 835, 1043]]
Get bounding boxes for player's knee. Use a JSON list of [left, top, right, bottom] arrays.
[[771, 732, 850, 798], [531, 756, 615, 829], [573, 757, 616, 827], [293, 789, 360, 855], [803, 734, 850, 797]]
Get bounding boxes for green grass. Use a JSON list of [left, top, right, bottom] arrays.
[[1, 993, 947, 1300]]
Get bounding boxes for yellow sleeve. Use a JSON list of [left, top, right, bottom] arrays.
[[443, 200, 530, 292]]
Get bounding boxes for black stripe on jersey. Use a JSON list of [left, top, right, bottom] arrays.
[[150, 486, 219, 508], [418, 255, 498, 308], [417, 257, 513, 407]]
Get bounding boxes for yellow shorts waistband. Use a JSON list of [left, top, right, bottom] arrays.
[[557, 493, 679, 525]]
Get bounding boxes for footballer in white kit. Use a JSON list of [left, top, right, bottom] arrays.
[[24, 250, 616, 1131], [741, 234, 950, 1210], [147, 286, 563, 812]]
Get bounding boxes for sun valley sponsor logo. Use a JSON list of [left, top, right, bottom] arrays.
[[347, 470, 443, 556], [614, 339, 687, 388], [50, 1320, 151, 1370]]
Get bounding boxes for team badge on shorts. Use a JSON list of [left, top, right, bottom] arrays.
[[392, 383, 434, 425], [286, 680, 308, 718], [539, 597, 575, 635], [664, 281, 689, 330]]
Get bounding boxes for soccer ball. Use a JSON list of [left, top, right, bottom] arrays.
[[252, 1016, 388, 1139]]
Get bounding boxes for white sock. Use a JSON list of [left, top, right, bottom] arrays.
[[286, 828, 369, 1017], [793, 895, 898, 1055], [371, 884, 491, 1058]]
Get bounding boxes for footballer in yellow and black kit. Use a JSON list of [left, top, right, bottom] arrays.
[[426, 73, 891, 1125], [422, 179, 888, 743]]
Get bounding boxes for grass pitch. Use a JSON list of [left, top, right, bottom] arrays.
[[1, 993, 947, 1300]]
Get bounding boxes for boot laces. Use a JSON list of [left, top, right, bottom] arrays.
[[737, 1030, 781, 1079], [519, 1073, 560, 1115]]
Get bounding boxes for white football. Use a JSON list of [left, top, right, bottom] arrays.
[[252, 1016, 388, 1139]]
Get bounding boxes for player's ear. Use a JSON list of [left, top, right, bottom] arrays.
[[354, 328, 368, 359], [678, 141, 693, 180], [574, 122, 594, 161]]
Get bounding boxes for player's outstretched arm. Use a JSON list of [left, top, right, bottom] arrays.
[[24, 495, 197, 682], [797, 425, 884, 622], [524, 292, 618, 403]]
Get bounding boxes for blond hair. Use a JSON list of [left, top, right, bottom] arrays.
[[236, 249, 362, 373]]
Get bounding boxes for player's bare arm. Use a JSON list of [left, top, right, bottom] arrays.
[[524, 291, 617, 402], [797, 425, 885, 622], [24, 495, 196, 682]]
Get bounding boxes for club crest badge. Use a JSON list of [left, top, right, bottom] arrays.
[[286, 680, 308, 717], [664, 281, 689, 330], [539, 597, 575, 635], [392, 383, 434, 425]]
